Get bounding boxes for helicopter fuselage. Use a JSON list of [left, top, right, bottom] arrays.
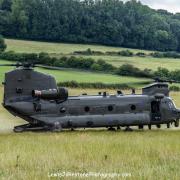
[[2, 67, 180, 132], [3, 93, 180, 130]]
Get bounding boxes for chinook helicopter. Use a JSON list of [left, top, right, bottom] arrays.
[[0, 62, 180, 132]]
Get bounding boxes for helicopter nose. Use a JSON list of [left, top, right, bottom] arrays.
[[178, 110, 180, 118], [175, 109, 180, 119], [171, 109, 180, 119]]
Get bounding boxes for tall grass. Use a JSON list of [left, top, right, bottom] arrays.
[[0, 130, 180, 179], [0, 87, 180, 179], [5, 39, 153, 54]]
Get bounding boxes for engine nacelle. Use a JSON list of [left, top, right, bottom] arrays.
[[32, 88, 68, 101]]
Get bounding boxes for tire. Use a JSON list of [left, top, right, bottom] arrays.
[[13, 127, 24, 133]]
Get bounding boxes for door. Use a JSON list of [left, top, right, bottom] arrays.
[[151, 101, 161, 121]]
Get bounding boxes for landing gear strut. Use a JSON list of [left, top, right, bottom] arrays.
[[156, 124, 161, 129], [148, 125, 152, 130], [138, 125, 144, 130], [167, 123, 170, 129], [175, 119, 179, 127]]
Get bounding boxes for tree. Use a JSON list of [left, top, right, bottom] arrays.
[[9, 0, 28, 37], [0, 0, 12, 11], [0, 35, 7, 52], [0, 0, 180, 51]]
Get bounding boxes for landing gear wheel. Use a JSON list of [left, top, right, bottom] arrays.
[[138, 125, 144, 130], [148, 125, 152, 130], [167, 123, 170, 129], [156, 124, 161, 129], [108, 127, 116, 131], [14, 126, 24, 133], [51, 122, 62, 132], [175, 119, 179, 127], [117, 126, 121, 130], [125, 126, 133, 132]]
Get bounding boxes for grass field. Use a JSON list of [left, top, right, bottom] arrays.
[[5, 39, 154, 54], [0, 39, 180, 179], [77, 55, 180, 71], [0, 60, 151, 87], [5, 39, 180, 71], [0, 86, 180, 179]]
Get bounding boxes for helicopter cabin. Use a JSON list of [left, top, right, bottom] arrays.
[[142, 83, 169, 96]]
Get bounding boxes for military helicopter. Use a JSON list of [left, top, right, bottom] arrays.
[[0, 62, 180, 132]]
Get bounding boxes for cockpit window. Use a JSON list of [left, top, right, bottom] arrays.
[[169, 102, 175, 109]]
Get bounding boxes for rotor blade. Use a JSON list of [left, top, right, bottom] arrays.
[[35, 64, 71, 71], [0, 64, 18, 67]]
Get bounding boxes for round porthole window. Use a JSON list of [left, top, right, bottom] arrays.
[[60, 107, 66, 113], [87, 121, 93, 126], [131, 105, 136, 111], [84, 106, 90, 112], [108, 105, 113, 111]]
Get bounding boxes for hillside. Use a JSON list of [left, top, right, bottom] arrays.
[[0, 60, 151, 89], [1, 0, 180, 52], [5, 39, 153, 54], [5, 39, 180, 72]]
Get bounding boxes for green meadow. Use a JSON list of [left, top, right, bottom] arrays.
[[5, 39, 180, 71], [0, 59, 151, 88], [78, 55, 180, 71], [0, 39, 180, 179], [5, 38, 153, 54]]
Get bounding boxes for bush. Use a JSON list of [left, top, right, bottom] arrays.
[[136, 52, 146, 57], [154, 68, 180, 81], [57, 81, 131, 89], [169, 86, 180, 92], [163, 52, 180, 58], [169, 70, 180, 81], [105, 51, 119, 56], [96, 59, 116, 72], [118, 50, 134, 56], [151, 51, 180, 59], [0, 51, 38, 62], [154, 67, 169, 79], [116, 64, 152, 78], [90, 63, 102, 71], [0, 51, 19, 61], [73, 48, 104, 55], [38, 52, 51, 64], [105, 50, 134, 56], [151, 52, 164, 58]]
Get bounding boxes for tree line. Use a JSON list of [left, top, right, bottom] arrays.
[[57, 81, 180, 91], [0, 50, 180, 81], [74, 48, 180, 59], [1, 0, 180, 51]]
